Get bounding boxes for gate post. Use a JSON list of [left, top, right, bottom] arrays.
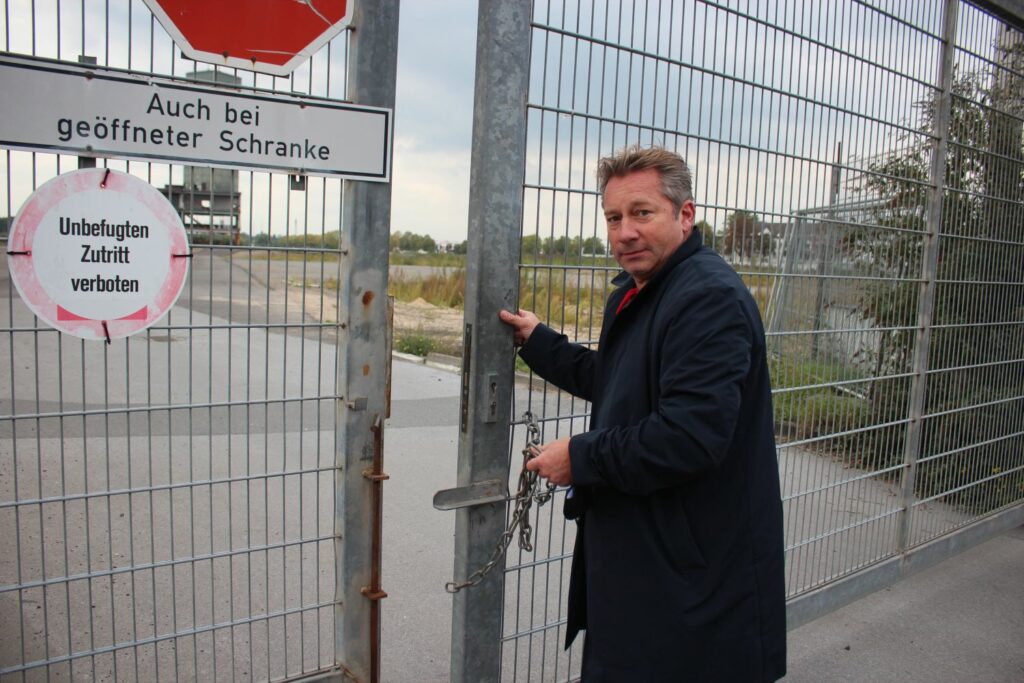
[[450, 1, 532, 681], [896, 0, 958, 554], [337, 2, 399, 681]]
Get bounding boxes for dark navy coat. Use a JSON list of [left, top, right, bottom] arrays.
[[519, 232, 786, 682]]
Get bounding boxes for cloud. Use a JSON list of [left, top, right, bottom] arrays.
[[387, 1, 479, 242], [389, 136, 471, 243], [394, 0, 477, 151]]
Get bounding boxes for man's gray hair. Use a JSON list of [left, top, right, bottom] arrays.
[[596, 145, 694, 212]]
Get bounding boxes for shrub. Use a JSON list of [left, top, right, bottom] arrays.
[[395, 333, 436, 357]]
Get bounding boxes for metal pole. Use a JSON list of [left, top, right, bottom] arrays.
[[766, 213, 804, 352], [450, 2, 532, 682], [77, 55, 98, 169], [810, 142, 843, 360], [811, 142, 843, 360], [337, 2, 399, 681], [896, 0, 958, 556]]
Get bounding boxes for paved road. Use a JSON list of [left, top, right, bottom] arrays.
[[380, 360, 459, 682], [3, 249, 1022, 682], [381, 358, 1024, 683], [787, 524, 1024, 682], [1, 251, 340, 681]]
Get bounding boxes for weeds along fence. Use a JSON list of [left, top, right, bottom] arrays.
[[454, 1, 1024, 681]]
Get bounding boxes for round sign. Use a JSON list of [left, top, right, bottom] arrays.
[[6, 168, 190, 340]]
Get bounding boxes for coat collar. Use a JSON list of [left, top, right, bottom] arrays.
[[610, 229, 704, 293]]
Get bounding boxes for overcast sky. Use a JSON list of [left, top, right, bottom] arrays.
[[2, 1, 1005, 245], [391, 0, 478, 243]]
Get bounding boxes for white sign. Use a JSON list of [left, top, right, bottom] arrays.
[[0, 54, 392, 180], [6, 168, 190, 341]]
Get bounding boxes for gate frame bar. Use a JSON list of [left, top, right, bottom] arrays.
[[336, 2, 400, 682], [449, 2, 533, 682], [896, 0, 959, 557]]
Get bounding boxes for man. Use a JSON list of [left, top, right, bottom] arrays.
[[499, 146, 786, 681]]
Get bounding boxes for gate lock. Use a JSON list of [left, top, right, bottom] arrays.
[[432, 479, 507, 511]]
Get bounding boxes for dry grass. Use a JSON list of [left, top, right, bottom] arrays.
[[385, 263, 776, 329], [389, 269, 466, 308]]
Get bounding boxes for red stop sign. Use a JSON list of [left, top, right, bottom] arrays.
[[143, 0, 352, 76]]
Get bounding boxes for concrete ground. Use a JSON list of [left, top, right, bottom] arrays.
[[786, 524, 1024, 683], [3, 248, 1022, 682], [383, 355, 1024, 683]]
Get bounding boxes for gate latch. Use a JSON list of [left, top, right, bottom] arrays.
[[432, 479, 507, 511]]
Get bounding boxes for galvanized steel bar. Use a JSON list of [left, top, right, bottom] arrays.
[[336, 2, 399, 681], [450, 2, 532, 682], [810, 143, 844, 360], [897, 0, 959, 555]]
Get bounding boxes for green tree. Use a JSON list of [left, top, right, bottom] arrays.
[[722, 211, 762, 257], [544, 236, 569, 255], [391, 231, 438, 253], [847, 35, 1023, 512], [582, 236, 606, 255], [694, 219, 715, 247], [538, 235, 590, 260], [521, 234, 541, 256]]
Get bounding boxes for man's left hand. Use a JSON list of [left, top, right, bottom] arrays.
[[526, 437, 574, 486]]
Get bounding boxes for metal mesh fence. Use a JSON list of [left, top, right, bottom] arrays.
[[500, 0, 1023, 679], [0, 2, 352, 679]]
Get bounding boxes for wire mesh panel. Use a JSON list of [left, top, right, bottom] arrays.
[[496, 0, 1023, 679], [0, 2, 354, 680], [910, 3, 1024, 545]]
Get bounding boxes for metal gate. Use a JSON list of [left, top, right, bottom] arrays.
[[0, 2, 397, 681], [453, 0, 1024, 681]]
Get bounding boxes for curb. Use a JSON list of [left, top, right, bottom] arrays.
[[390, 350, 461, 374], [425, 352, 462, 372]]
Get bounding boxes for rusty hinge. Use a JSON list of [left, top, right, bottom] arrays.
[[362, 468, 390, 482], [360, 586, 388, 601]]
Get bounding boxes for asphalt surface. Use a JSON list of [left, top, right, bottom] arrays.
[[383, 355, 1024, 683], [2, 249, 1021, 682], [786, 524, 1024, 682]]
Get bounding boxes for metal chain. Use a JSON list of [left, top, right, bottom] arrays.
[[445, 411, 557, 593]]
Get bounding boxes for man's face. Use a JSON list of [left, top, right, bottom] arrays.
[[603, 168, 695, 289]]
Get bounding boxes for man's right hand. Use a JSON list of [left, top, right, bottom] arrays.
[[499, 309, 540, 346]]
